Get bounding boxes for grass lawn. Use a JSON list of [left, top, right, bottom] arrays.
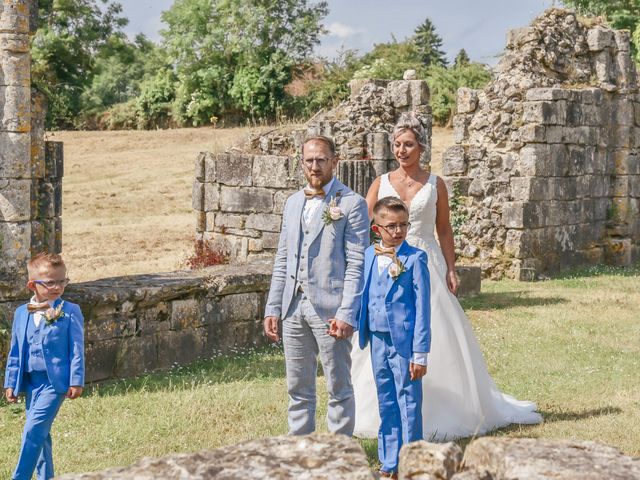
[[1, 265, 638, 476]]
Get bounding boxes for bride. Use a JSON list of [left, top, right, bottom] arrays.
[[351, 112, 542, 441]]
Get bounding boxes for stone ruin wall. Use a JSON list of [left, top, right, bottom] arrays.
[[0, 0, 63, 302], [193, 78, 433, 261], [444, 9, 640, 279]]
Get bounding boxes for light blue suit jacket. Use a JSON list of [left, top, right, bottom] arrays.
[[265, 178, 369, 326], [4, 298, 85, 395], [357, 241, 431, 359]]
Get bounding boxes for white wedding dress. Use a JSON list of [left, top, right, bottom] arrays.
[[352, 173, 542, 441]]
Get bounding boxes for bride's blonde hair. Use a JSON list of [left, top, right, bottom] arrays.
[[391, 112, 428, 151]]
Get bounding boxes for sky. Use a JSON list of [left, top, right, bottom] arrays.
[[120, 0, 559, 65]]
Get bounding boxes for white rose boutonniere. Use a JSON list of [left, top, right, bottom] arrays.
[[44, 301, 65, 325], [388, 258, 406, 280], [322, 197, 344, 225]]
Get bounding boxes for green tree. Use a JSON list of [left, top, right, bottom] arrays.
[[81, 34, 164, 117], [161, 0, 328, 125], [562, 0, 640, 59], [32, 0, 129, 128], [353, 40, 424, 80], [297, 48, 362, 116], [413, 18, 448, 67], [454, 48, 470, 67]]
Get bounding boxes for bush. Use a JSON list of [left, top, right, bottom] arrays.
[[426, 63, 492, 125], [185, 240, 229, 269]]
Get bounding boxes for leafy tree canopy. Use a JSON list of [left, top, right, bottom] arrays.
[[160, 0, 328, 125], [32, 0, 129, 128]]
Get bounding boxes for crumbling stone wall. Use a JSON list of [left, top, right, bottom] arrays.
[[444, 9, 640, 279], [0, 0, 62, 300], [193, 152, 305, 260], [1, 263, 272, 383], [195, 78, 433, 260], [248, 77, 432, 197]]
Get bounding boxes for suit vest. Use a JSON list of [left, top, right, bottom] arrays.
[[367, 259, 390, 332], [295, 207, 316, 294], [26, 316, 47, 373]]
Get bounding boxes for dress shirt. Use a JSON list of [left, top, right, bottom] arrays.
[[376, 242, 428, 367], [29, 296, 54, 328], [302, 177, 335, 225]]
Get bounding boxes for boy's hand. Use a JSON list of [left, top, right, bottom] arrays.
[[264, 316, 280, 342], [409, 363, 427, 381], [66, 386, 83, 399], [327, 319, 353, 339], [4, 388, 17, 404]]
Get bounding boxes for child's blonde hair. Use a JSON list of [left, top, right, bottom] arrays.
[[27, 252, 66, 279]]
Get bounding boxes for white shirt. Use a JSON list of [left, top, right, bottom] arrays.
[[376, 242, 428, 367], [302, 177, 335, 225], [29, 296, 54, 328]]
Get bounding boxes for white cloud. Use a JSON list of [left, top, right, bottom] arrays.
[[327, 22, 363, 38]]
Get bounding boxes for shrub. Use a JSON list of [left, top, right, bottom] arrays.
[[185, 240, 229, 269], [426, 63, 492, 126]]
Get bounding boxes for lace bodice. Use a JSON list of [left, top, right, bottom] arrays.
[[378, 173, 446, 273]]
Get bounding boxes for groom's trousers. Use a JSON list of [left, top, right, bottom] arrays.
[[282, 292, 355, 435]]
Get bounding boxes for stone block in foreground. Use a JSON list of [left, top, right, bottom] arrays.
[[58, 433, 376, 480], [399, 437, 640, 480]]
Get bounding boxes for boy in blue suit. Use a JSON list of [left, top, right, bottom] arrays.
[[4, 252, 85, 480], [357, 197, 431, 478]]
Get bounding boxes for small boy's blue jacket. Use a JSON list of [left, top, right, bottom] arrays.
[[4, 298, 85, 394], [357, 241, 431, 359]]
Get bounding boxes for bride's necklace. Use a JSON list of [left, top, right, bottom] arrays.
[[401, 174, 416, 188]]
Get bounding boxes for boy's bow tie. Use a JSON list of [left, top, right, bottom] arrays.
[[304, 188, 325, 199], [374, 244, 397, 259], [27, 302, 50, 313]]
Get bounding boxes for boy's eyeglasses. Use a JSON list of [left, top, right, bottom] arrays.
[[34, 278, 70, 289], [376, 223, 411, 233]]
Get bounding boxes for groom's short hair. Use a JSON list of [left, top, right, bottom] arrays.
[[302, 135, 336, 158], [373, 196, 409, 219]]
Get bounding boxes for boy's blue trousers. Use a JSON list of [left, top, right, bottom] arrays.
[[370, 331, 423, 474], [13, 371, 65, 480]]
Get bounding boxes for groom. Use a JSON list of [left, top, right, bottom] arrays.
[[264, 136, 369, 436]]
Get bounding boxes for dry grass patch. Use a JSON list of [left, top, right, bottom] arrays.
[[55, 126, 454, 282]]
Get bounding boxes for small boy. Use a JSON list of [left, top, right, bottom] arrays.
[[357, 196, 431, 478], [4, 252, 85, 480]]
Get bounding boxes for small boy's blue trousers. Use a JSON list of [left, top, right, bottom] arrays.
[[370, 331, 423, 474], [13, 371, 65, 480]]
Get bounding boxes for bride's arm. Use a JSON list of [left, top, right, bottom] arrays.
[[365, 176, 381, 219], [435, 177, 459, 295]]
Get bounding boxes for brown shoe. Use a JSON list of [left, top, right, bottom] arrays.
[[378, 470, 398, 479]]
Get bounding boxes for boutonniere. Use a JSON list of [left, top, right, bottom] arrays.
[[44, 301, 65, 325], [388, 258, 406, 280], [322, 195, 344, 225]]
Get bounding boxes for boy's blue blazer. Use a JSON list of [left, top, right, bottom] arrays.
[[4, 298, 85, 395], [357, 241, 431, 359]]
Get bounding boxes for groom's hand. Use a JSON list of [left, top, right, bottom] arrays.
[[327, 319, 353, 339], [264, 316, 280, 342]]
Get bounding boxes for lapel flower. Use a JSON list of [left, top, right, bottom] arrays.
[[388, 258, 406, 280], [322, 195, 344, 225], [44, 301, 65, 325]]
